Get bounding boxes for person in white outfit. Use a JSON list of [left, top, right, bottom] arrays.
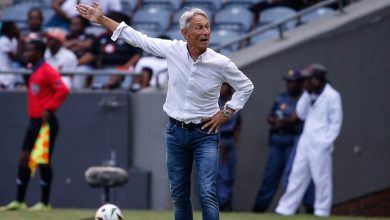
[[44, 28, 78, 89], [0, 21, 23, 89], [276, 64, 343, 217]]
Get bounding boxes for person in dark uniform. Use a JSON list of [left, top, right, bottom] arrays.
[[252, 69, 314, 213], [217, 83, 242, 212], [1, 40, 69, 211]]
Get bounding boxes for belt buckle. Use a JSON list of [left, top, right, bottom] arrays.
[[179, 121, 186, 129]]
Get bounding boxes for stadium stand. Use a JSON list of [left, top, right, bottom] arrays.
[[222, 0, 265, 9], [249, 27, 279, 45], [213, 7, 254, 32], [209, 29, 241, 55], [259, 6, 298, 30], [0, 0, 353, 72], [183, 0, 222, 11], [131, 6, 172, 32], [141, 0, 182, 10], [300, 6, 336, 24], [120, 0, 139, 16], [165, 27, 184, 41], [173, 5, 214, 25]]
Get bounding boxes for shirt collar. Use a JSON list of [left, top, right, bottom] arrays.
[[185, 43, 207, 63]]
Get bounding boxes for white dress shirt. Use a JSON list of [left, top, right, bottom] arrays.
[[0, 36, 22, 88], [112, 22, 254, 123]]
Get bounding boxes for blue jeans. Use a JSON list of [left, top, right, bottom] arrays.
[[166, 121, 220, 220], [216, 137, 236, 209]]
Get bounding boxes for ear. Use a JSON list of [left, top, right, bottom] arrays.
[[181, 29, 190, 41]]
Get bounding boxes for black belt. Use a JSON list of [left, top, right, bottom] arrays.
[[169, 117, 206, 129], [271, 129, 298, 135]]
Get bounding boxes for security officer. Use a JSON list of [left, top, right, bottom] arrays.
[[253, 69, 314, 213], [217, 83, 241, 212]]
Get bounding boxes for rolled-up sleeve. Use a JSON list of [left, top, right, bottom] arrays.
[[223, 60, 254, 111], [111, 22, 174, 58]]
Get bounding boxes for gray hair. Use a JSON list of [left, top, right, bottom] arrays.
[[179, 8, 208, 31]]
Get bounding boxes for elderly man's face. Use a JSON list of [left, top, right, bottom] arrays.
[[183, 14, 210, 52]]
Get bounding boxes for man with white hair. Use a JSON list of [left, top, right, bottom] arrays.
[[76, 2, 254, 220]]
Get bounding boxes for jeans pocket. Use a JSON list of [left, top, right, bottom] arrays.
[[198, 127, 219, 135], [166, 122, 176, 133]]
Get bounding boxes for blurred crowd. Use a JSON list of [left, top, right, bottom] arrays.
[[0, 0, 354, 91], [0, 0, 168, 92]]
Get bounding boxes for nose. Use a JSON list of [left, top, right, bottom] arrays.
[[202, 27, 210, 35]]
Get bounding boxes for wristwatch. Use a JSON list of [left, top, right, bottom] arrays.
[[223, 106, 233, 118]]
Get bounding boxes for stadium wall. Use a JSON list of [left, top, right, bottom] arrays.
[[230, 0, 390, 212]]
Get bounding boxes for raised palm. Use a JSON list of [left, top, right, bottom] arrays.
[[76, 1, 103, 24]]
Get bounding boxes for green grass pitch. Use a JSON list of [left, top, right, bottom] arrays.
[[1, 209, 390, 220]]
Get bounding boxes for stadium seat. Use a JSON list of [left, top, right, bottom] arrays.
[[1, 2, 44, 32], [172, 6, 214, 29], [121, 0, 138, 16], [165, 28, 185, 41], [131, 7, 172, 32], [301, 7, 335, 24], [222, 0, 265, 9], [214, 7, 254, 32], [260, 6, 297, 30], [132, 23, 162, 38], [13, 0, 46, 5], [250, 27, 279, 45], [209, 29, 241, 55], [183, 0, 221, 11], [141, 0, 182, 10]]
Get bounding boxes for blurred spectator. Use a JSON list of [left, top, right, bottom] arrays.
[[252, 69, 314, 213], [44, 28, 78, 88], [122, 35, 170, 90], [217, 82, 242, 212], [276, 64, 343, 217], [47, 0, 122, 29], [0, 21, 24, 89], [65, 15, 95, 89], [88, 11, 142, 90], [22, 8, 46, 42], [130, 67, 154, 93]]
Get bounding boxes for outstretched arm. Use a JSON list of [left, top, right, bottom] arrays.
[[76, 0, 119, 32]]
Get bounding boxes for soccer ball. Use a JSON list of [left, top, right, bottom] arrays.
[[95, 204, 123, 220]]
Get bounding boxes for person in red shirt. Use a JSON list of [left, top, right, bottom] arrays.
[[1, 40, 69, 211]]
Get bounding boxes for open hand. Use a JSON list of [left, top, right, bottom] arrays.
[[76, 0, 103, 24], [201, 111, 228, 134]]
